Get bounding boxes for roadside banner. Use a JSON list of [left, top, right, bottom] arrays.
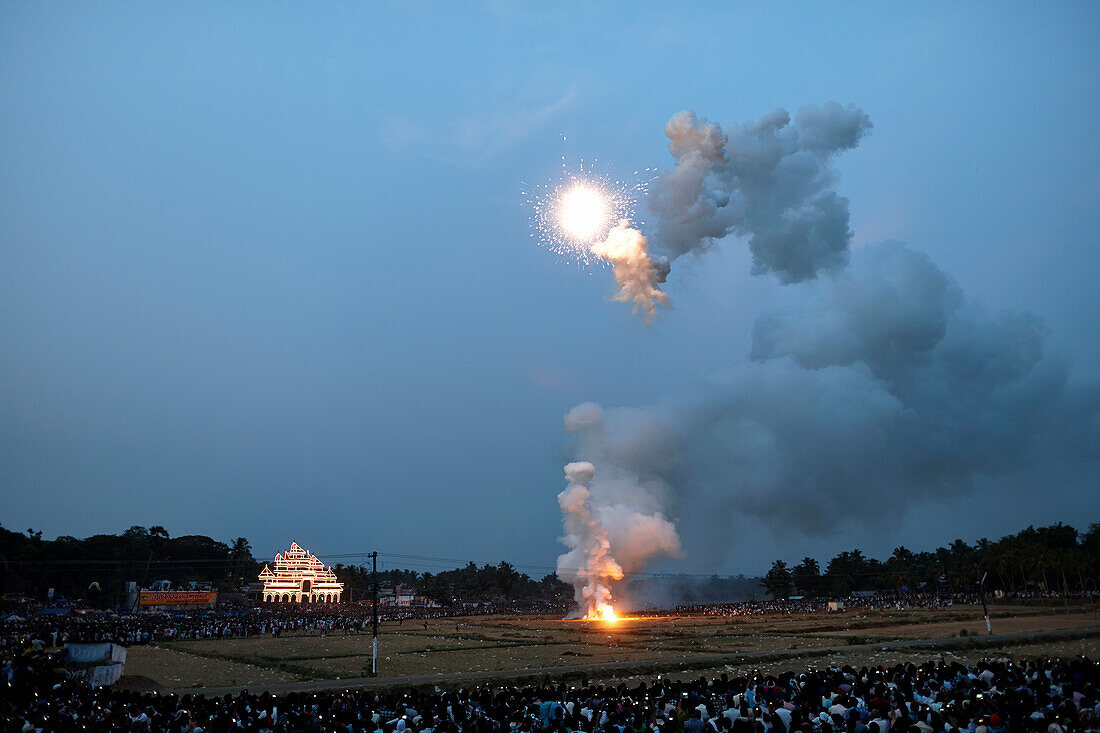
[[138, 591, 218, 606]]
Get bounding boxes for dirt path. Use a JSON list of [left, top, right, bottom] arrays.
[[174, 625, 1100, 697]]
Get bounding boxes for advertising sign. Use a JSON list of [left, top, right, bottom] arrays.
[[137, 591, 218, 606]]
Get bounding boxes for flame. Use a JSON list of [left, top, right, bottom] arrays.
[[586, 602, 620, 622]]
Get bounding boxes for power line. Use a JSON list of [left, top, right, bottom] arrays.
[[6, 552, 759, 580]]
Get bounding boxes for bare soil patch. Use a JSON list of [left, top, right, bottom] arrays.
[[124, 644, 296, 689]]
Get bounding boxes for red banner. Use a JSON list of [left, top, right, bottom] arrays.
[[138, 591, 218, 606]]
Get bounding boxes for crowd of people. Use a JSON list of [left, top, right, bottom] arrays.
[[0, 604, 555, 651], [0, 607, 476, 650], [676, 593, 988, 618], [679, 591, 1100, 620], [2, 652, 1096, 732], [0, 591, 1059, 652], [1, 608, 365, 649]]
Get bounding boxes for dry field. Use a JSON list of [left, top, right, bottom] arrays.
[[596, 637, 1100, 688], [121, 605, 1099, 692]]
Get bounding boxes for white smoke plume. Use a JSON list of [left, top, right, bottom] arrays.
[[590, 222, 671, 325], [557, 405, 682, 618], [556, 461, 621, 619]]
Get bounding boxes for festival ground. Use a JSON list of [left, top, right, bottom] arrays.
[[119, 604, 1100, 693]]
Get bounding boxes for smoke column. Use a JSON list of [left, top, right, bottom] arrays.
[[557, 405, 681, 618], [555, 462, 622, 620], [554, 104, 1099, 614]]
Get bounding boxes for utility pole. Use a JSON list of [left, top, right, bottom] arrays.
[[979, 571, 992, 635], [370, 551, 379, 676]]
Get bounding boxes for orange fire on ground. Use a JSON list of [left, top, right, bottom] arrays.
[[586, 602, 621, 622]]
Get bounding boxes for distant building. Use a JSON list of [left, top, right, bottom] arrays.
[[379, 584, 417, 607], [259, 542, 343, 603]]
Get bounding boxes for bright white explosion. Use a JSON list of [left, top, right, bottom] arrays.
[[525, 164, 670, 325], [525, 164, 653, 264], [559, 186, 608, 240]]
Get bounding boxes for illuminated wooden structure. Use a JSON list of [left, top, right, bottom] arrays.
[[260, 542, 344, 603]]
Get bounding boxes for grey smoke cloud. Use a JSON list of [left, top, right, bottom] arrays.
[[650, 102, 872, 283], [564, 402, 606, 434], [593, 102, 871, 323], [557, 104, 1097, 610], [565, 240, 1099, 570]]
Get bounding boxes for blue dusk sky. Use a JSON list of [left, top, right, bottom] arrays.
[[1, 2, 1097, 574]]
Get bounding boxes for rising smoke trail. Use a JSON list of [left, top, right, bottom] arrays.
[[555, 461, 622, 620], [557, 404, 681, 618], [553, 105, 1100, 618]]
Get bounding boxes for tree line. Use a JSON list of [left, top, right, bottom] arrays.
[[760, 523, 1100, 600], [0, 525, 573, 607], [333, 561, 573, 606], [10, 521, 1097, 608], [0, 524, 257, 604]]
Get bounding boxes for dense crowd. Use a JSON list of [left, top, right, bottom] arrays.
[[0, 602, 576, 651], [1, 609, 364, 649], [677, 594, 986, 618], [2, 653, 1097, 732], [679, 592, 1100, 620], [0, 591, 1036, 651]]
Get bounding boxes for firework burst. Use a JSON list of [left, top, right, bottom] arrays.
[[524, 161, 655, 265]]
